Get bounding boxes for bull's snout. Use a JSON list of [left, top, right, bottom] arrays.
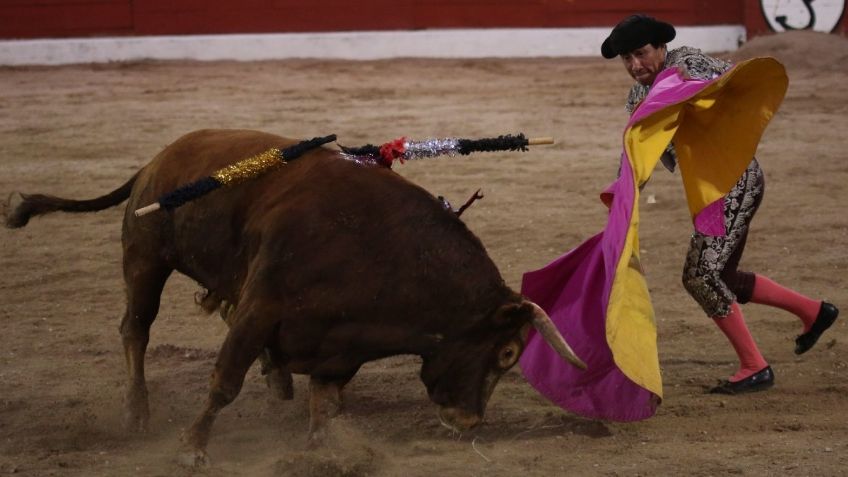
[[437, 407, 482, 432]]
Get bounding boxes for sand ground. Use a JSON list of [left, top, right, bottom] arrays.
[[0, 31, 846, 476]]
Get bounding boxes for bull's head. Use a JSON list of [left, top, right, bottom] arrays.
[[419, 300, 585, 432]]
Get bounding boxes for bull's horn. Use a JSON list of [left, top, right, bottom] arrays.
[[528, 302, 587, 370]]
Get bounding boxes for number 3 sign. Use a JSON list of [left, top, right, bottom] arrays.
[[760, 0, 846, 32]]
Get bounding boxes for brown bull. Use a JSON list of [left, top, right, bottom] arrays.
[[4, 129, 584, 464]]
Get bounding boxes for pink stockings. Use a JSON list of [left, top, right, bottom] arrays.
[[749, 274, 820, 332], [712, 302, 768, 382], [712, 274, 821, 382]]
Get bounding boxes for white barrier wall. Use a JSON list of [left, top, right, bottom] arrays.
[[0, 26, 746, 65]]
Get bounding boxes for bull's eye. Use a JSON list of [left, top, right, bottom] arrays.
[[497, 343, 520, 369]]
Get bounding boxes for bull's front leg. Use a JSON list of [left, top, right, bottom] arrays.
[[219, 300, 294, 401], [307, 375, 353, 448], [260, 349, 294, 400], [180, 305, 271, 467]]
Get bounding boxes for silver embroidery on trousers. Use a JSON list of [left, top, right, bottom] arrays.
[[682, 161, 763, 317]]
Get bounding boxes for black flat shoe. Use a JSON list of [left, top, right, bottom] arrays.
[[795, 302, 839, 355], [709, 366, 775, 395]]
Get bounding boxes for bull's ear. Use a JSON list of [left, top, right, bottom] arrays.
[[491, 302, 534, 327]]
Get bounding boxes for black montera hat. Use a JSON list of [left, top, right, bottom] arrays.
[[601, 15, 676, 59]]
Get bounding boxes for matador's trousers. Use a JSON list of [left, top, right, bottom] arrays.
[[682, 159, 764, 317]]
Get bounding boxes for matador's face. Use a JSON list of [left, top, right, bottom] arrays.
[[620, 44, 667, 86]]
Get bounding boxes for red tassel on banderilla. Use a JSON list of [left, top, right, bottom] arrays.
[[339, 133, 553, 168]]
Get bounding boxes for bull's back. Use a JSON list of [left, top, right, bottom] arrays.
[[123, 129, 333, 294], [124, 128, 505, 326], [129, 129, 301, 209]]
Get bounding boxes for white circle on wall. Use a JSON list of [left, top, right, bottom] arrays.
[[760, 0, 846, 32]]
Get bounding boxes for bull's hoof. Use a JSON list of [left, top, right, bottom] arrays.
[[124, 389, 150, 433], [266, 368, 295, 401], [177, 448, 210, 468], [306, 426, 329, 450], [123, 402, 150, 433]]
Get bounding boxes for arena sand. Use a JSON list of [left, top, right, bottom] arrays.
[[0, 31, 846, 476]]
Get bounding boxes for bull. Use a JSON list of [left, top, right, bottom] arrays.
[[3, 129, 585, 464]]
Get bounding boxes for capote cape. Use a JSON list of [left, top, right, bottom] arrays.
[[520, 58, 788, 421]]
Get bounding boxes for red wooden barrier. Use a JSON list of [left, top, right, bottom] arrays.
[[1, 0, 745, 39]]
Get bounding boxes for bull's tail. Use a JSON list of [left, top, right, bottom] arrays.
[[3, 172, 139, 229]]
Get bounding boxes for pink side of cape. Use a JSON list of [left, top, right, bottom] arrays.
[[519, 69, 717, 421]]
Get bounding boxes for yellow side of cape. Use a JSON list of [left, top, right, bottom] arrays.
[[675, 58, 788, 216], [607, 58, 788, 398]]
